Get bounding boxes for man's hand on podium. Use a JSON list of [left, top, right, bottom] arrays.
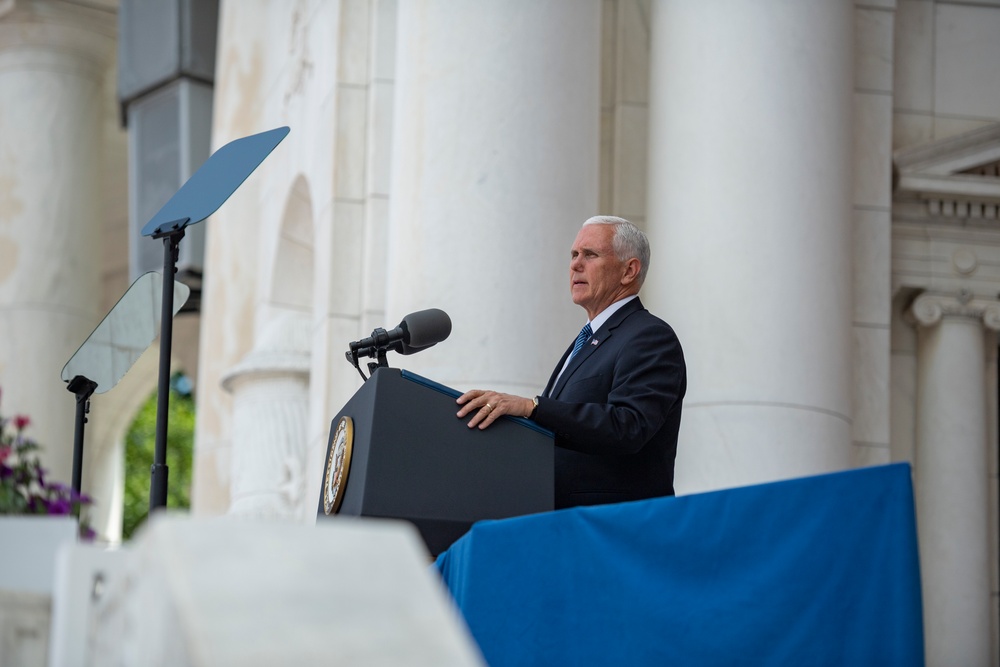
[[457, 389, 535, 430]]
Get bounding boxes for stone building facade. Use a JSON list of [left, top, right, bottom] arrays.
[[1, 0, 999, 663]]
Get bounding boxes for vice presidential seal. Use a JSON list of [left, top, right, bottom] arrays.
[[323, 416, 354, 515]]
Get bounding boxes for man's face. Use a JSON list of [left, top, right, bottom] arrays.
[[569, 224, 632, 320]]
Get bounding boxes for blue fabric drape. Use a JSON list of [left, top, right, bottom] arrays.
[[436, 464, 924, 666]]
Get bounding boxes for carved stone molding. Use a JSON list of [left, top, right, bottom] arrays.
[[893, 123, 1000, 220], [909, 292, 1000, 331]]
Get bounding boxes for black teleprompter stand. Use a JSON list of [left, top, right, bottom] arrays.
[[61, 271, 191, 516], [147, 226, 185, 512], [140, 126, 290, 511], [67, 375, 97, 505]]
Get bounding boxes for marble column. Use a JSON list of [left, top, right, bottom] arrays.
[[385, 0, 601, 393], [0, 2, 113, 482], [221, 313, 311, 522], [910, 292, 996, 666], [644, 0, 855, 492]]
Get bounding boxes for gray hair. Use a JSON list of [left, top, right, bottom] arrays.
[[582, 215, 650, 286]]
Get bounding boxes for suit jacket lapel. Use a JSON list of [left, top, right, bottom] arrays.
[[542, 346, 572, 398], [549, 335, 603, 398], [546, 298, 644, 399]]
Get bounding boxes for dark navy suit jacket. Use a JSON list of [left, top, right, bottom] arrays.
[[534, 298, 686, 509]]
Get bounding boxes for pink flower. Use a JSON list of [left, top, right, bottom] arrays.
[[13, 415, 30, 431], [0, 445, 9, 464]]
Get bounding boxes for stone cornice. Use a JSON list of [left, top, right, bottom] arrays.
[[895, 123, 1000, 176], [896, 173, 1000, 206], [909, 291, 1000, 331], [893, 123, 1000, 216]]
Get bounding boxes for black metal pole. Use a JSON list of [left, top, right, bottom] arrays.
[[67, 374, 98, 515], [150, 231, 182, 511]]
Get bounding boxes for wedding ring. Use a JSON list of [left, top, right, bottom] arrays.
[[485, 403, 493, 411]]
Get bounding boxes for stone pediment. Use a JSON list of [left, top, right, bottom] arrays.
[[892, 124, 1000, 298], [894, 123, 1000, 213]]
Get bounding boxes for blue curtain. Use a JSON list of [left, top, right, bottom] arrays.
[[436, 463, 924, 666]]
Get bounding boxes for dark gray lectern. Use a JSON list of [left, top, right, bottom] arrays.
[[317, 368, 553, 555]]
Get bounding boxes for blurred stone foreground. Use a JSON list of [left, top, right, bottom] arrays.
[[0, 514, 486, 667]]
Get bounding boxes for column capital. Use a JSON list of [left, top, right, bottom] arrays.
[[908, 290, 1000, 331], [220, 312, 311, 393]]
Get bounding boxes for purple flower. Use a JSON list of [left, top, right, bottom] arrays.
[[0, 397, 95, 523], [45, 497, 72, 515]]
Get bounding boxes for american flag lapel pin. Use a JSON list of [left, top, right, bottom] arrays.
[[590, 338, 599, 346]]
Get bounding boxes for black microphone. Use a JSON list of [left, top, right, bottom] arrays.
[[348, 308, 452, 359], [397, 308, 452, 354]]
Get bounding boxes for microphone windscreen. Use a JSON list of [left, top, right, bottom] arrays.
[[399, 308, 452, 353]]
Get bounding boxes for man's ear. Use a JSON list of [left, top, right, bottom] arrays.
[[621, 258, 641, 285]]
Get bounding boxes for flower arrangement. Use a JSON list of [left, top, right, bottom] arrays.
[[0, 390, 93, 536]]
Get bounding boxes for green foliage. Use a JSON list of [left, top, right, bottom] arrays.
[[122, 375, 195, 540]]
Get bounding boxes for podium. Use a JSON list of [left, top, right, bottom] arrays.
[[317, 368, 553, 555]]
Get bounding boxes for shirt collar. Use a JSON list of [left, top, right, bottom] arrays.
[[587, 294, 638, 335]]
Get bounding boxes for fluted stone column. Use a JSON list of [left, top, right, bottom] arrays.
[[385, 1, 601, 393], [910, 292, 995, 666], [645, 0, 855, 492], [221, 313, 311, 522], [0, 2, 113, 481]]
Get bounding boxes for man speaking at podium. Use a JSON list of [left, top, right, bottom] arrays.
[[457, 216, 686, 509]]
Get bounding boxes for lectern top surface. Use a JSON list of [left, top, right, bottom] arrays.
[[399, 369, 553, 437]]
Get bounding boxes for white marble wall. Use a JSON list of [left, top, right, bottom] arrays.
[[599, 0, 651, 225], [851, 1, 895, 469], [890, 2, 1000, 661], [0, 590, 50, 667], [194, 0, 409, 517], [891, 0, 1000, 664], [196, 0, 337, 513], [0, 516, 78, 667], [304, 0, 401, 518], [892, 210, 1000, 662], [894, 0, 1000, 149]]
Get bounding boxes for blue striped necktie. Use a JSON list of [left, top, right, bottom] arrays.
[[569, 323, 593, 362]]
